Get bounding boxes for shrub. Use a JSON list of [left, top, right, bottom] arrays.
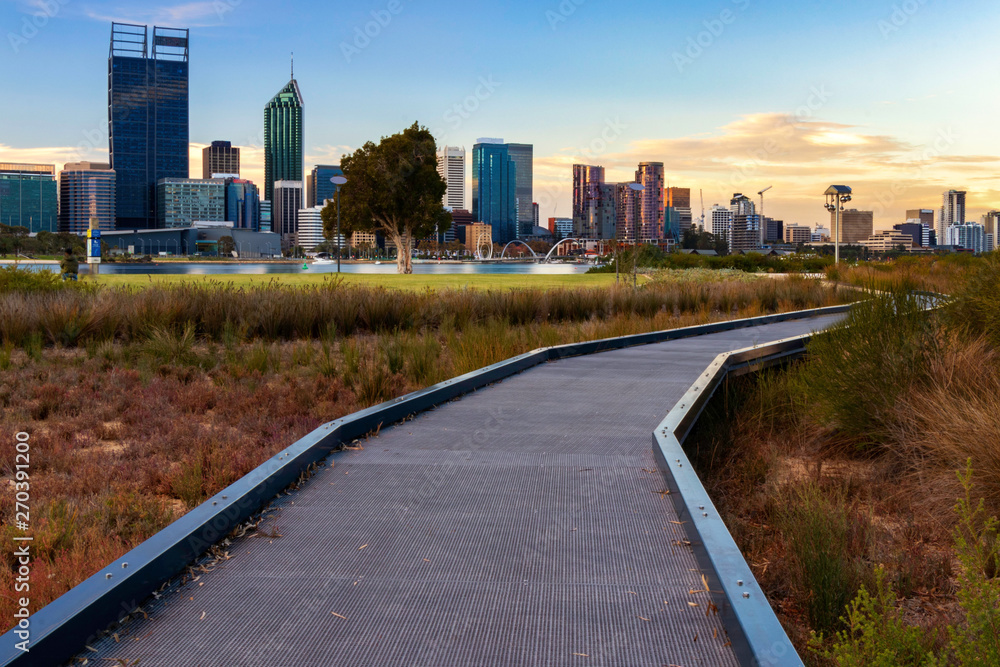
[[945, 252, 1000, 348], [781, 483, 869, 634], [797, 290, 935, 448]]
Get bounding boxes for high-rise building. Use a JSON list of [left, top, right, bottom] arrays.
[[833, 209, 874, 244], [507, 143, 533, 236], [58, 162, 116, 234], [946, 223, 986, 253], [0, 163, 57, 232], [616, 182, 640, 243], [109, 23, 190, 229], [940, 190, 967, 241], [308, 165, 343, 208], [156, 178, 226, 228], [893, 222, 925, 248], [729, 193, 760, 252], [273, 180, 303, 250], [572, 165, 617, 240], [471, 139, 518, 244], [264, 72, 304, 203], [224, 178, 260, 231], [548, 217, 574, 239], [532, 203, 540, 229], [636, 163, 664, 242], [711, 205, 734, 250], [436, 146, 466, 211], [202, 141, 240, 179], [764, 218, 784, 244]]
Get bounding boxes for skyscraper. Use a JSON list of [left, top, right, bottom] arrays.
[[905, 209, 935, 229], [0, 163, 57, 232], [156, 178, 226, 228], [109, 23, 189, 229], [308, 165, 343, 208], [729, 193, 760, 252], [507, 143, 533, 236], [437, 146, 466, 211], [203, 141, 240, 179], [616, 182, 640, 243], [224, 178, 261, 231], [572, 165, 616, 239], [940, 190, 967, 241], [471, 139, 518, 244], [264, 71, 304, 203], [665, 187, 692, 239], [636, 163, 664, 242], [273, 180, 303, 250], [711, 204, 734, 250], [59, 162, 116, 233]]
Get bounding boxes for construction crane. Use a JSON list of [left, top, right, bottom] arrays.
[[699, 189, 705, 232], [758, 185, 773, 246]]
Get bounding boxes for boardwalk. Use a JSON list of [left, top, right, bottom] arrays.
[[83, 314, 843, 666]]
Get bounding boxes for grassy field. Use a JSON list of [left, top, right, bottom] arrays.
[[80, 271, 637, 291]]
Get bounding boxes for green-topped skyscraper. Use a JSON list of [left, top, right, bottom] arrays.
[[263, 58, 304, 202]]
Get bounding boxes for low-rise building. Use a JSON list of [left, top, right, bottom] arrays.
[[860, 230, 914, 253], [785, 224, 812, 244]]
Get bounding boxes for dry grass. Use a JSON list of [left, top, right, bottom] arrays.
[[0, 276, 850, 632]]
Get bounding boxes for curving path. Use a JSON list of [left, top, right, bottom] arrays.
[[82, 314, 844, 667]]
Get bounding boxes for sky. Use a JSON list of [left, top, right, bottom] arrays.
[[2, 0, 999, 230]]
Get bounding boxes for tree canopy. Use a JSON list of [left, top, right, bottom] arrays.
[[322, 122, 451, 274]]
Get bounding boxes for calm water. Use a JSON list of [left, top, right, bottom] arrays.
[[19, 261, 595, 276]]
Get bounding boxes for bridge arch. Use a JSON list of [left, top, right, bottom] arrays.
[[500, 240, 538, 259], [542, 238, 582, 263]]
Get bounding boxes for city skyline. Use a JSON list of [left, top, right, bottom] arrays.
[[3, 0, 1000, 230]]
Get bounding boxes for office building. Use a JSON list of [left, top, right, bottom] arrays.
[[58, 162, 116, 234], [832, 209, 874, 244], [308, 165, 343, 208], [259, 200, 272, 233], [946, 223, 986, 254], [296, 206, 333, 250], [636, 162, 664, 242], [940, 190, 967, 242], [350, 231, 378, 249], [224, 178, 260, 231], [264, 73, 304, 202], [729, 193, 759, 252], [785, 225, 812, 244], [273, 180, 303, 250], [109, 23, 189, 229], [533, 203, 540, 229], [813, 225, 831, 242], [764, 218, 784, 244], [471, 139, 518, 244], [436, 146, 466, 211], [981, 211, 1000, 238], [0, 163, 57, 232], [156, 178, 226, 228], [665, 187, 693, 238], [507, 143, 533, 236], [906, 209, 935, 229], [548, 217, 574, 239], [202, 141, 240, 179], [465, 222, 493, 255], [893, 222, 926, 248], [711, 205, 734, 250], [861, 230, 914, 253]]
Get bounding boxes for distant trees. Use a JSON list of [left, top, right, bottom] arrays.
[[0, 224, 84, 257], [322, 122, 451, 274], [682, 228, 729, 255]]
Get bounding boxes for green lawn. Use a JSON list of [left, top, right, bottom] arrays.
[[88, 272, 638, 291]]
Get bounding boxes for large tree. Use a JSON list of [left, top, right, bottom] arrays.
[[322, 122, 451, 274]]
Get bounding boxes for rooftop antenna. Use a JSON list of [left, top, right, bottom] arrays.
[[291, 52, 294, 79]]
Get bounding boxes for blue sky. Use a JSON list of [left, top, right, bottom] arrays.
[[2, 0, 999, 228]]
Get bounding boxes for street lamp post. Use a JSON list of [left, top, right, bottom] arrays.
[[331, 176, 348, 273], [824, 185, 853, 264]]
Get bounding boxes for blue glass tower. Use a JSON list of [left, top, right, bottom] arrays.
[[109, 23, 189, 229], [264, 75, 304, 203], [471, 140, 518, 244], [308, 165, 343, 208]]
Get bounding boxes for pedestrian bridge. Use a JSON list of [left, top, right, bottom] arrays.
[[2, 308, 850, 666]]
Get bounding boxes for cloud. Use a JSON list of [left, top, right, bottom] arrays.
[[84, 2, 238, 28], [532, 113, 1000, 229]]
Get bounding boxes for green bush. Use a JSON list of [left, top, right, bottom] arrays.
[[797, 290, 935, 448]]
